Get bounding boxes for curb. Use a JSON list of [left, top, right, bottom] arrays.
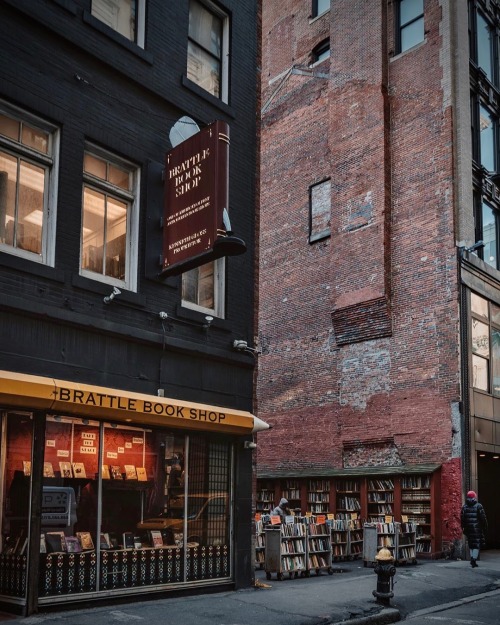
[[328, 607, 401, 625]]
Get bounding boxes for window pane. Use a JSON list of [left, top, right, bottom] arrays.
[[479, 106, 495, 172], [473, 354, 489, 391], [187, 41, 221, 98], [492, 328, 500, 396], [2, 413, 33, 585], [310, 179, 331, 241], [189, 1, 222, 57], [482, 201, 497, 268], [0, 113, 20, 142], [17, 160, 44, 254], [400, 0, 423, 25], [315, 0, 330, 16], [105, 196, 127, 279], [401, 17, 424, 51], [84, 154, 107, 181], [92, 0, 136, 42], [472, 318, 489, 357], [82, 187, 105, 274], [21, 124, 48, 155], [0, 151, 18, 246], [471, 292, 489, 318], [108, 163, 130, 190], [491, 302, 500, 325], [477, 12, 493, 83]]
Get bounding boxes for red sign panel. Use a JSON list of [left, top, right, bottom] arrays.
[[162, 120, 229, 275]]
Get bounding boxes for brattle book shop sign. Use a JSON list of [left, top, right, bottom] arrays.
[[161, 120, 233, 277]]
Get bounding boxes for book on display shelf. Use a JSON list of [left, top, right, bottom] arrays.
[[110, 465, 123, 480], [101, 464, 111, 479], [150, 530, 163, 547], [123, 532, 135, 549], [23, 460, 31, 476], [43, 462, 55, 478], [136, 467, 148, 481], [46, 531, 66, 553], [124, 465, 137, 480], [72, 462, 87, 478], [65, 536, 82, 553], [76, 532, 94, 550], [59, 461, 73, 478]]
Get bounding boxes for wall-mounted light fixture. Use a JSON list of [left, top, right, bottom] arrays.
[[244, 440, 257, 450], [233, 339, 260, 356], [459, 240, 485, 259], [203, 315, 214, 330], [103, 286, 121, 304]]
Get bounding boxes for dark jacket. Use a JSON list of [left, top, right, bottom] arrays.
[[461, 496, 488, 549]]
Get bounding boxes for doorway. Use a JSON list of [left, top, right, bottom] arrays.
[[477, 451, 500, 548]]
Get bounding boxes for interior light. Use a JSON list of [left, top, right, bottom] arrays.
[[479, 453, 486, 457], [493, 455, 499, 459]]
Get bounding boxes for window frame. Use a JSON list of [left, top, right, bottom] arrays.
[[396, 0, 425, 54], [90, 0, 146, 48], [181, 257, 225, 318], [0, 101, 59, 267], [310, 39, 330, 67], [311, 0, 330, 19], [80, 143, 140, 292], [187, 0, 230, 103], [309, 178, 331, 243]]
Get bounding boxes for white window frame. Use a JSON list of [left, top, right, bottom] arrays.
[[0, 100, 59, 266], [187, 0, 230, 103], [80, 143, 140, 292], [181, 257, 225, 318], [91, 0, 146, 48]]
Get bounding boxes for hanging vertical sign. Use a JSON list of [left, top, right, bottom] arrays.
[[160, 120, 244, 277]]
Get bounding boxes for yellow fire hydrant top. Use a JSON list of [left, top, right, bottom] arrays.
[[375, 547, 394, 562]]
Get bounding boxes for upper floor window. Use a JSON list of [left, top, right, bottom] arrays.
[[479, 103, 496, 173], [0, 102, 59, 265], [396, 0, 424, 54], [91, 0, 145, 47], [187, 0, 229, 102], [312, 0, 330, 18], [81, 146, 139, 291], [309, 179, 331, 243], [182, 258, 225, 317], [310, 39, 330, 66]]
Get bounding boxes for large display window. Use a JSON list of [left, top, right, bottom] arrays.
[[0, 412, 33, 600], [0, 412, 233, 603]]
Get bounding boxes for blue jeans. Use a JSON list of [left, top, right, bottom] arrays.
[[470, 548, 479, 559]]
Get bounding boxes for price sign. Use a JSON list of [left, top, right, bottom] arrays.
[[317, 515, 326, 525], [270, 515, 281, 525], [385, 515, 393, 523]]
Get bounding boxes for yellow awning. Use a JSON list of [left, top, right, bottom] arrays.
[[0, 370, 269, 435]]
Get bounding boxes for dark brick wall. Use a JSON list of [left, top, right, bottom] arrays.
[[257, 0, 462, 545]]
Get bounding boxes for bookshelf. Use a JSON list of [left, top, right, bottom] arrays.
[[305, 520, 333, 575], [396, 522, 417, 564], [256, 481, 275, 513], [264, 521, 307, 580], [363, 521, 397, 566], [307, 479, 330, 514], [255, 518, 265, 568], [330, 518, 349, 560], [335, 478, 361, 516], [347, 518, 364, 559], [281, 479, 302, 512], [367, 478, 394, 522]]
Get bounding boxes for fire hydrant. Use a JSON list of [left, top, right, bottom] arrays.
[[372, 547, 396, 606]]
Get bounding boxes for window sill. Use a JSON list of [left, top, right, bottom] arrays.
[[82, 11, 153, 65], [390, 39, 427, 61], [181, 75, 235, 118], [309, 230, 331, 244], [309, 9, 330, 24], [0, 251, 65, 282]]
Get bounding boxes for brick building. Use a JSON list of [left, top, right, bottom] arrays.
[[0, 0, 264, 614], [256, 0, 500, 556]]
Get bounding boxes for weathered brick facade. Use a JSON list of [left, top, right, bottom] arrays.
[[257, 1, 463, 547]]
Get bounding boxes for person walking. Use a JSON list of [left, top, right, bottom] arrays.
[[461, 490, 488, 568]]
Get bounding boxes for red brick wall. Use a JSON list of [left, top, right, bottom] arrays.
[[257, 0, 463, 544]]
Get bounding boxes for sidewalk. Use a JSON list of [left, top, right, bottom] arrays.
[[4, 550, 500, 625]]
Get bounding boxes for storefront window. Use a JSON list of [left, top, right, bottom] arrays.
[[0, 412, 33, 600], [34, 418, 232, 598]]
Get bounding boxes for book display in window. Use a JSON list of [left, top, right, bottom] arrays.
[[46, 531, 67, 553], [110, 465, 123, 480], [367, 478, 394, 522], [76, 532, 95, 551], [281, 479, 301, 512], [264, 519, 306, 580], [305, 519, 333, 575], [124, 465, 137, 480], [72, 462, 87, 478], [335, 478, 361, 515], [59, 461, 73, 478], [43, 462, 55, 478], [401, 474, 435, 557], [307, 479, 330, 514]]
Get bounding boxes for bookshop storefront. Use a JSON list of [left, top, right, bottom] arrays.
[[0, 371, 267, 614]]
